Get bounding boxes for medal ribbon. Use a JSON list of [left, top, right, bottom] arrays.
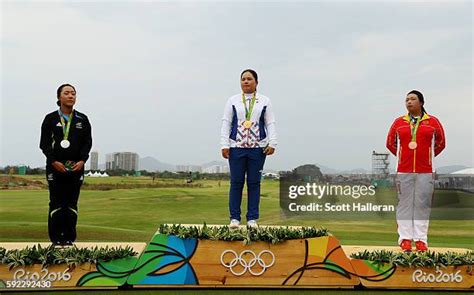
[[58, 109, 73, 141], [410, 116, 421, 143], [242, 92, 256, 121]]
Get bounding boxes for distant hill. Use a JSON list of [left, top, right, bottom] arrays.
[[139, 156, 176, 172], [283, 164, 369, 175], [315, 163, 339, 174], [314, 164, 371, 175]]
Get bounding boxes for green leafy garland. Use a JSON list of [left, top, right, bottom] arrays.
[[0, 245, 137, 269], [158, 223, 329, 245], [351, 249, 473, 268]]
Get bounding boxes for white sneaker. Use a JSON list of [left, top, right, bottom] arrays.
[[247, 220, 258, 228], [229, 219, 240, 229]]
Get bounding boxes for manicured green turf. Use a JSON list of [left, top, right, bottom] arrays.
[[0, 176, 472, 249]]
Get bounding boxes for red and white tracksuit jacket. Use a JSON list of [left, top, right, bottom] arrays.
[[386, 113, 446, 173], [386, 112, 446, 245]]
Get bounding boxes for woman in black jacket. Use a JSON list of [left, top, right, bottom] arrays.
[[40, 84, 92, 246]]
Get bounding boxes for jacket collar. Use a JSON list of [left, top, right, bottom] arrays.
[[403, 112, 430, 122]]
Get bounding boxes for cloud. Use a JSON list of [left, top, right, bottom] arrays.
[[1, 1, 472, 170]]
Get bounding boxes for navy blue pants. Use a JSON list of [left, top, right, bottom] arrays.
[[228, 148, 266, 221]]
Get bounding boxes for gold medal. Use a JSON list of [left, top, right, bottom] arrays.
[[408, 142, 417, 149], [243, 121, 252, 129], [242, 93, 256, 130]]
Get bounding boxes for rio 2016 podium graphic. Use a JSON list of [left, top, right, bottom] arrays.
[[1, 224, 472, 291]]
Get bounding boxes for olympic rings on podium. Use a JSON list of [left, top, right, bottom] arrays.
[[220, 249, 275, 276]]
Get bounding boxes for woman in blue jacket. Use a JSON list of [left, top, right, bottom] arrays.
[[220, 69, 277, 228]]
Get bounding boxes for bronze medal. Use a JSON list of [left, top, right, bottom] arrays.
[[408, 142, 417, 150]]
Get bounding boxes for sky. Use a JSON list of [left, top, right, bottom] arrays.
[[1, 0, 472, 171]]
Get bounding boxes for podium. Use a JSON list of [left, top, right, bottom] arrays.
[[1, 224, 472, 291]]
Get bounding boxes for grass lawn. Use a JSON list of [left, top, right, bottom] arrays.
[[0, 176, 472, 249]]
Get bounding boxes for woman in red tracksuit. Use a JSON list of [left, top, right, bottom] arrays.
[[386, 90, 445, 252]]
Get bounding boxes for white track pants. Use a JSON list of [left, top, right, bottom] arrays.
[[396, 173, 434, 245]]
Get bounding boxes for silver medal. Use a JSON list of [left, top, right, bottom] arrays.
[[60, 139, 70, 149]]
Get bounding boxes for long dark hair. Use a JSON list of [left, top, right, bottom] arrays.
[[56, 84, 76, 106], [407, 89, 426, 114]]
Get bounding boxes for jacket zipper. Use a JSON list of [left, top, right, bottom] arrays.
[[429, 147, 432, 165], [413, 149, 416, 173]]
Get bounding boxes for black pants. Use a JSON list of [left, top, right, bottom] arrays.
[[46, 170, 83, 243]]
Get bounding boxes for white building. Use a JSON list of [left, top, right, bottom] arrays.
[[90, 151, 99, 170], [203, 165, 229, 174], [176, 165, 202, 173], [106, 152, 139, 171]]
